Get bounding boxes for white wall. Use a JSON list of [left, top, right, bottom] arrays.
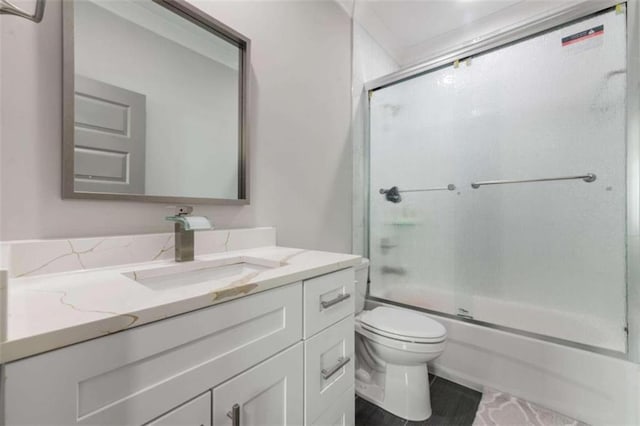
[[0, 0, 352, 253]]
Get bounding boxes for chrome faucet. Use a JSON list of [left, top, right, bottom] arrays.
[[165, 206, 213, 262]]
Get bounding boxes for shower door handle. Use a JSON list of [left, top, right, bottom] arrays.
[[321, 293, 351, 309]]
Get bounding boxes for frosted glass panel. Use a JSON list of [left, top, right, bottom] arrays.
[[369, 9, 627, 351]]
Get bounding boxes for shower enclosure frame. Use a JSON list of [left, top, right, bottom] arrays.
[[361, 0, 640, 362]]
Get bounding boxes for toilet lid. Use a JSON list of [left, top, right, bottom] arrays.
[[359, 307, 446, 341]]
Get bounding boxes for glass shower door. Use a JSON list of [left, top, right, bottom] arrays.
[[368, 7, 627, 352]]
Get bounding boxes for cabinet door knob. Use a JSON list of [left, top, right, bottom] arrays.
[[321, 356, 351, 380], [320, 293, 351, 310], [226, 403, 240, 426]]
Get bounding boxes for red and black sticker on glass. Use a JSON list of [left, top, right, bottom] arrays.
[[561, 25, 604, 47]]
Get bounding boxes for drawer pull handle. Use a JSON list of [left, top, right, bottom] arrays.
[[321, 293, 351, 309], [321, 356, 351, 380], [227, 403, 240, 426]]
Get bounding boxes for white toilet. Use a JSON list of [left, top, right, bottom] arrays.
[[353, 259, 447, 421]]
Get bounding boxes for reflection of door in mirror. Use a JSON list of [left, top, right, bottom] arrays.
[[65, 0, 248, 202], [74, 76, 146, 194]]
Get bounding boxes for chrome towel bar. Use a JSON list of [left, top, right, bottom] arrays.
[[471, 173, 596, 189]]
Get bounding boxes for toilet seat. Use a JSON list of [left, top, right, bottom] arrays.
[[358, 307, 447, 344], [355, 320, 446, 354]]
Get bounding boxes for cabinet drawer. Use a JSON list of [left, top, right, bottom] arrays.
[[304, 268, 355, 338], [311, 387, 355, 426], [146, 392, 211, 426], [304, 316, 355, 424]]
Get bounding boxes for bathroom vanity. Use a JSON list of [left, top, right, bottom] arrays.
[[0, 228, 359, 425]]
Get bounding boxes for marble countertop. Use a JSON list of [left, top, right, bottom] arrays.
[[1, 246, 361, 363]]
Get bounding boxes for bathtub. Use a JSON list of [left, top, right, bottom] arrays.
[[366, 292, 640, 426], [375, 285, 625, 352]]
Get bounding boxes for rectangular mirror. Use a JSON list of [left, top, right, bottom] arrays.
[[63, 0, 249, 204]]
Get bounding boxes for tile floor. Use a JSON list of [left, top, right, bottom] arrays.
[[355, 375, 482, 426]]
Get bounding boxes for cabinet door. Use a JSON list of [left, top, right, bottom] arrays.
[[146, 392, 211, 426], [212, 343, 303, 426], [311, 387, 354, 426]]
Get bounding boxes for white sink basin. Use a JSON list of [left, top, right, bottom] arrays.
[[123, 256, 283, 291]]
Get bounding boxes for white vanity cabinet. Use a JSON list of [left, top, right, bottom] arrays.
[[2, 268, 355, 426]]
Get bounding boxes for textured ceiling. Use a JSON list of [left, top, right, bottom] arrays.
[[364, 0, 523, 47]]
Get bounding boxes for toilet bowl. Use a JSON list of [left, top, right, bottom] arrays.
[[353, 259, 447, 421]]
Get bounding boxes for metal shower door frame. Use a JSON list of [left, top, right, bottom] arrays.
[[363, 0, 640, 362]]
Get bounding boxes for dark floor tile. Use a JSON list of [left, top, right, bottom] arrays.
[[355, 396, 377, 426], [423, 377, 481, 426], [355, 396, 406, 426], [355, 376, 482, 426]]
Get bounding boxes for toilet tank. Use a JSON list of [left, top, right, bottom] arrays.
[[354, 258, 370, 314]]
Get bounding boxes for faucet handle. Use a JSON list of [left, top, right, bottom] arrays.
[[166, 205, 193, 216]]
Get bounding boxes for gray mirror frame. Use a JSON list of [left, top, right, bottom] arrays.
[[62, 0, 250, 205]]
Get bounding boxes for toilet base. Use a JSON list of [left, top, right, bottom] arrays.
[[355, 363, 431, 421]]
